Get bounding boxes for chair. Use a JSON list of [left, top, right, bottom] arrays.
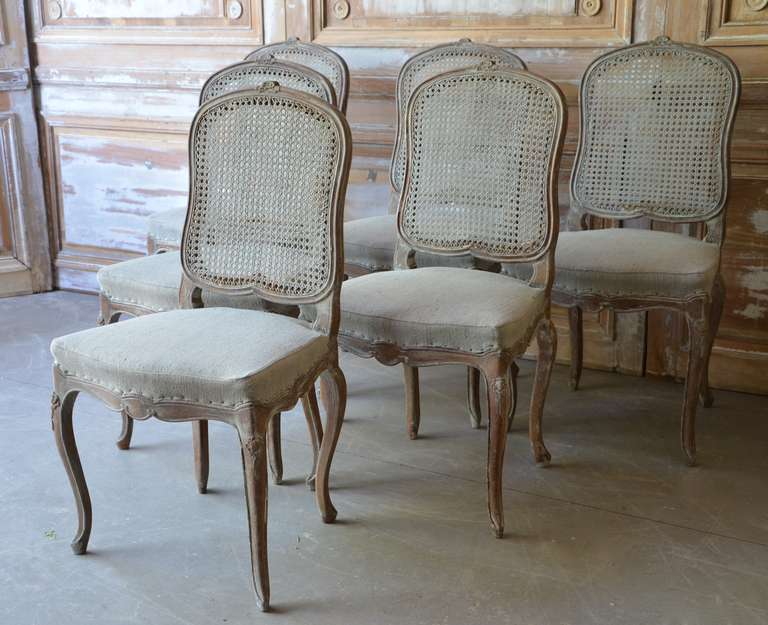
[[51, 84, 352, 611], [338, 64, 567, 538], [246, 37, 349, 113], [343, 39, 526, 277], [551, 37, 740, 465], [343, 39, 528, 432], [145, 39, 349, 255], [98, 58, 336, 488]]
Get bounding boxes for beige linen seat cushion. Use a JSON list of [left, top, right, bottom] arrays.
[[343, 214, 482, 273], [552, 229, 720, 300], [344, 215, 398, 272], [147, 208, 186, 248], [51, 308, 327, 407], [97, 251, 290, 314], [340, 267, 546, 353]]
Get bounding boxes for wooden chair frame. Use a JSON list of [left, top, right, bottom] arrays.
[[99, 58, 338, 489], [339, 65, 567, 538], [52, 85, 352, 611], [345, 39, 528, 433], [246, 37, 349, 113], [554, 37, 741, 465]]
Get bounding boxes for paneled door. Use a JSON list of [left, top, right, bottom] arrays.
[[0, 0, 51, 296]]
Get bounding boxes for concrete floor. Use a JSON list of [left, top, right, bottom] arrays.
[[1, 291, 768, 625]]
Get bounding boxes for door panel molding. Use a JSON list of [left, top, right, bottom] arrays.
[[32, 0, 263, 45], [306, 0, 633, 47]]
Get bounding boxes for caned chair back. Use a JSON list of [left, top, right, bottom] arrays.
[[391, 40, 526, 192], [246, 38, 349, 112], [571, 37, 740, 225], [200, 58, 336, 108], [181, 85, 351, 319], [398, 65, 566, 270]]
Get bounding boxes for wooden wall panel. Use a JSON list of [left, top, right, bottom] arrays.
[[33, 1, 265, 291], [34, 0, 262, 44], [312, 0, 633, 46], [30, 0, 768, 394], [51, 125, 188, 252], [643, 1, 768, 394]]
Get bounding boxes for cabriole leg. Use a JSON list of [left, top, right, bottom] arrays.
[[529, 318, 555, 467], [316, 363, 347, 524], [116, 408, 133, 450], [700, 277, 724, 408], [52, 390, 91, 555], [483, 361, 512, 539], [302, 387, 323, 491], [236, 415, 270, 612]]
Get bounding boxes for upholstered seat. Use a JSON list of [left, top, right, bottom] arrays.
[[343, 214, 477, 273], [554, 229, 720, 300], [336, 65, 566, 538], [52, 307, 328, 408], [147, 207, 185, 251], [344, 215, 397, 272], [97, 251, 293, 314], [341, 267, 546, 354]]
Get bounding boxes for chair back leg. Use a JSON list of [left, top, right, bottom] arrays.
[[403, 364, 421, 440], [568, 306, 583, 391], [700, 276, 725, 408], [193, 420, 209, 493], [529, 318, 556, 467], [316, 364, 347, 524]]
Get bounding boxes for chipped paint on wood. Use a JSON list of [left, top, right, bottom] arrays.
[[752, 209, 768, 234], [62, 0, 221, 19], [735, 266, 768, 321], [58, 133, 188, 252]]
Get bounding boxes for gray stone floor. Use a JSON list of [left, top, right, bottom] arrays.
[[1, 291, 768, 625]]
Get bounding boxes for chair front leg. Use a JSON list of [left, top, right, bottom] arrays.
[[700, 276, 724, 408], [302, 387, 323, 491], [403, 364, 420, 439], [235, 414, 270, 612], [193, 420, 209, 494], [529, 318, 555, 467], [267, 414, 283, 485], [682, 307, 709, 466], [52, 390, 92, 555], [483, 361, 512, 539], [568, 306, 583, 391], [316, 363, 347, 524]]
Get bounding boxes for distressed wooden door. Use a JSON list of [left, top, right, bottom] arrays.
[[29, 0, 768, 394], [0, 0, 51, 296], [282, 0, 648, 377]]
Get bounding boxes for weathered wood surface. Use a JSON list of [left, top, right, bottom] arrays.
[[0, 0, 51, 296], [31, 0, 768, 394]]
